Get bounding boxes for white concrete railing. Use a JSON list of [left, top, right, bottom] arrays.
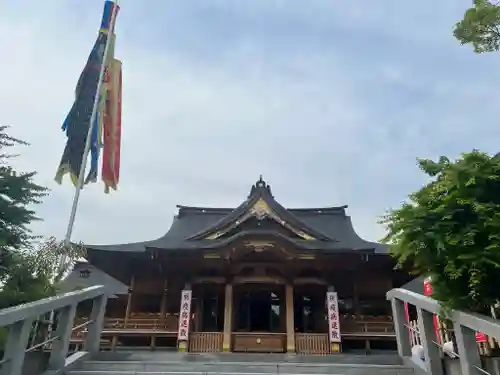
[[406, 319, 498, 356], [388, 288, 500, 375], [0, 285, 107, 375]]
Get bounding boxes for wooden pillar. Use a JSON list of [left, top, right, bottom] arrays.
[[150, 335, 156, 350], [353, 279, 360, 317], [194, 297, 203, 332], [159, 279, 168, 328], [280, 289, 286, 332], [285, 283, 295, 353], [124, 274, 135, 328], [222, 283, 233, 352], [177, 283, 192, 352]]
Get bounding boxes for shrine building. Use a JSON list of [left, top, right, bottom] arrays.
[[66, 177, 412, 354]]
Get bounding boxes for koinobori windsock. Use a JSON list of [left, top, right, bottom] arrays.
[[101, 58, 122, 193], [55, 0, 120, 188], [85, 32, 116, 185]]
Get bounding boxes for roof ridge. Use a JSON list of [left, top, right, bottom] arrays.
[[289, 206, 348, 213], [176, 205, 234, 214], [176, 205, 348, 213]]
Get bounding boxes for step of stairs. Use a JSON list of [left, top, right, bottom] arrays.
[[66, 352, 415, 375]]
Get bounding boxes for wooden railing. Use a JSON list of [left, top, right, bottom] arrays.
[[103, 316, 178, 331], [69, 320, 111, 346], [70, 315, 178, 347], [340, 317, 395, 336], [232, 332, 286, 353], [189, 332, 223, 352], [295, 333, 330, 355]]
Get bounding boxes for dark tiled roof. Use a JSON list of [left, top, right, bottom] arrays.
[[58, 262, 129, 297], [85, 177, 388, 255], [400, 276, 425, 295], [186, 176, 332, 241]]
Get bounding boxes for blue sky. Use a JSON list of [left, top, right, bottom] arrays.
[[1, 0, 500, 245]]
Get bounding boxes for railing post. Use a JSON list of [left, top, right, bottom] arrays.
[[85, 294, 107, 353], [417, 308, 444, 375], [454, 321, 482, 375], [48, 304, 77, 371], [391, 298, 412, 357], [0, 319, 34, 375]]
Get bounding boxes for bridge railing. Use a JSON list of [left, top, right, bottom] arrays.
[[387, 288, 500, 375], [0, 285, 107, 375]]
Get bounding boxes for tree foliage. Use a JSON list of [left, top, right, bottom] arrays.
[[454, 0, 500, 53], [381, 151, 500, 313], [0, 125, 48, 280], [0, 126, 85, 306], [0, 237, 86, 309], [0, 127, 86, 348]]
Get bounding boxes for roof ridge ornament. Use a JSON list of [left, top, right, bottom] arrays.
[[249, 175, 273, 198]]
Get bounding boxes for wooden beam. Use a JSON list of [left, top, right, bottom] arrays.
[[159, 278, 168, 327], [150, 335, 156, 350], [222, 283, 233, 352], [192, 276, 226, 284], [353, 278, 360, 317], [294, 277, 327, 285], [233, 275, 286, 285], [194, 297, 202, 332], [285, 284, 295, 353], [124, 274, 135, 327]]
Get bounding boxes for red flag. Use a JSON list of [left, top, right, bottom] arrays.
[[102, 59, 122, 193], [423, 277, 441, 344]]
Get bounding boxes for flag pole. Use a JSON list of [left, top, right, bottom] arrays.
[[44, 1, 120, 345], [61, 0, 119, 260]]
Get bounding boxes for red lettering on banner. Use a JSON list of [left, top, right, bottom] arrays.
[[177, 290, 192, 341], [326, 291, 341, 344]]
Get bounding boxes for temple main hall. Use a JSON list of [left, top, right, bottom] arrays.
[[65, 177, 412, 354]]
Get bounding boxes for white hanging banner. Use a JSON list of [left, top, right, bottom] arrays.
[[326, 291, 341, 343], [177, 289, 192, 341]]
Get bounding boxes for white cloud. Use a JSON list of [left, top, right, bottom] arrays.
[[1, 0, 500, 246]]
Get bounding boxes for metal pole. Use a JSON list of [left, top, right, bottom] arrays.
[[61, 0, 119, 255], [48, 1, 119, 344]]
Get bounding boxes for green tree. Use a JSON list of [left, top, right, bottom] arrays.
[[0, 237, 86, 309], [381, 151, 500, 313], [0, 125, 48, 281], [0, 126, 87, 349], [0, 238, 86, 349], [454, 0, 500, 53]]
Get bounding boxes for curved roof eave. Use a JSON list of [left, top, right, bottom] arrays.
[[81, 178, 388, 255], [84, 240, 149, 253], [343, 217, 389, 254], [58, 263, 129, 296], [146, 229, 381, 253]]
